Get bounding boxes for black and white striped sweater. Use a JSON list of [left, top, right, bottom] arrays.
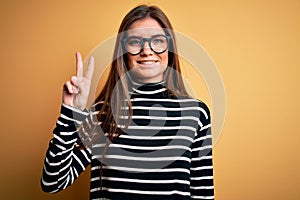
[[41, 81, 214, 200]]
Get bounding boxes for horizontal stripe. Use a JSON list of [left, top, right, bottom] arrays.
[[127, 125, 196, 132], [191, 195, 214, 199], [128, 98, 200, 102], [190, 186, 214, 190], [132, 87, 167, 94], [91, 187, 190, 196], [191, 155, 213, 162], [190, 176, 214, 181], [108, 143, 191, 151], [119, 134, 194, 142], [53, 143, 66, 151], [102, 166, 190, 174], [59, 113, 81, 124], [190, 166, 213, 171], [59, 131, 76, 136], [56, 120, 68, 127], [43, 164, 59, 176], [123, 105, 207, 113], [192, 145, 213, 152], [41, 177, 57, 186], [93, 155, 190, 162], [53, 134, 77, 145], [120, 115, 200, 121], [194, 134, 212, 143], [91, 176, 189, 185]]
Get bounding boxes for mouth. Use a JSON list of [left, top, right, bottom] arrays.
[[137, 60, 159, 65]]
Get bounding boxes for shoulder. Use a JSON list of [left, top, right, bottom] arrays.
[[178, 96, 211, 123], [195, 99, 210, 119], [194, 99, 211, 129], [177, 96, 210, 113]]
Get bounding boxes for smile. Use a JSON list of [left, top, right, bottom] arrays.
[[137, 60, 158, 65]]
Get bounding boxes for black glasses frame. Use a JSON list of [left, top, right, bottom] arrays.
[[122, 34, 171, 55]]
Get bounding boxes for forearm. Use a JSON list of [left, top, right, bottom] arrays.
[[190, 100, 214, 199], [190, 125, 214, 199], [41, 104, 91, 193]]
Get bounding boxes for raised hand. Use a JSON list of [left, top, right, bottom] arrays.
[[63, 52, 94, 110]]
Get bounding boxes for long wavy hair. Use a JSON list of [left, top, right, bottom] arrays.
[[92, 5, 188, 143]]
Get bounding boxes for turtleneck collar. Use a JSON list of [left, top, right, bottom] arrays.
[[127, 75, 168, 95]]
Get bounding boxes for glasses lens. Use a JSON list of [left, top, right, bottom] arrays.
[[124, 35, 169, 55], [125, 37, 142, 55], [151, 35, 168, 53]]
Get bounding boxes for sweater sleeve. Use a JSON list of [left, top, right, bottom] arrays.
[[41, 103, 92, 193], [190, 102, 214, 199]]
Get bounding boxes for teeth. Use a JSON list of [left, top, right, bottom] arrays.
[[139, 61, 156, 65]]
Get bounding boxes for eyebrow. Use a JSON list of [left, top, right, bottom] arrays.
[[126, 34, 167, 38]]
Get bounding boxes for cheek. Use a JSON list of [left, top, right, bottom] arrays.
[[161, 52, 169, 66], [126, 55, 136, 70]]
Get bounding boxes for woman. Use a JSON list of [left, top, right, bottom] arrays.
[[41, 5, 214, 200]]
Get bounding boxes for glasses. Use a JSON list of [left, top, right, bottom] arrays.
[[122, 34, 171, 55]]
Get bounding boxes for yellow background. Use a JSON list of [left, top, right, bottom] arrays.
[[0, 0, 299, 199]]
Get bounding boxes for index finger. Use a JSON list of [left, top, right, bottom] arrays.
[[76, 52, 83, 79]]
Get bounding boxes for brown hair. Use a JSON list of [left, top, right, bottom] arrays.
[[93, 5, 188, 142], [76, 4, 190, 190]]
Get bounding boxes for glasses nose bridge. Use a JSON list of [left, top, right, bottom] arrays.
[[141, 37, 152, 49]]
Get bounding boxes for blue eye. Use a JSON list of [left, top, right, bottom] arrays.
[[127, 38, 142, 46], [153, 39, 164, 44]]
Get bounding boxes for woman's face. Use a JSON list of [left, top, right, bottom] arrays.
[[125, 18, 168, 83]]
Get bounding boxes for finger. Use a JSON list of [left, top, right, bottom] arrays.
[[71, 76, 81, 93], [65, 81, 74, 93], [85, 56, 94, 80], [71, 76, 78, 86], [65, 81, 79, 94], [76, 52, 83, 79]]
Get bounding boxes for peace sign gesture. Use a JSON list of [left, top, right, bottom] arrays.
[[63, 52, 94, 110]]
